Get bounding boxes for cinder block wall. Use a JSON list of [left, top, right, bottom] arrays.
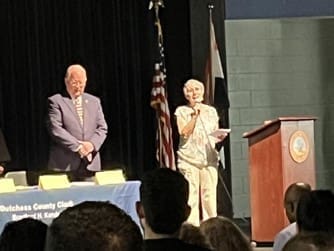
[[225, 17, 334, 218]]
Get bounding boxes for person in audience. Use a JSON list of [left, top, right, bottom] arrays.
[[199, 216, 253, 251], [0, 217, 47, 251], [174, 79, 228, 226], [136, 167, 211, 251], [47, 64, 108, 181], [282, 232, 334, 251], [297, 189, 334, 234], [179, 222, 212, 249], [45, 201, 142, 251], [273, 182, 312, 251]]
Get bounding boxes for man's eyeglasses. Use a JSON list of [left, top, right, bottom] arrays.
[[69, 81, 85, 87]]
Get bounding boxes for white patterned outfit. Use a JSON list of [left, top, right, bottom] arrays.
[[175, 103, 219, 226]]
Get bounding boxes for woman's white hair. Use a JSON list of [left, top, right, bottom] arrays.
[[183, 79, 205, 102]]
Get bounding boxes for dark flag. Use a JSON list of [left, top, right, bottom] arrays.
[[204, 6, 233, 218], [204, 9, 230, 109], [150, 1, 176, 170], [204, 7, 230, 165]]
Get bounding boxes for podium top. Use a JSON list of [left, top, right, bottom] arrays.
[[243, 116, 317, 138]]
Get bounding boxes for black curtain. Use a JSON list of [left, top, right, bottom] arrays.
[[0, 0, 231, 218], [0, 0, 161, 179]]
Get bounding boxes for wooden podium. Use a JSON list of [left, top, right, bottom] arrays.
[[243, 117, 316, 242]]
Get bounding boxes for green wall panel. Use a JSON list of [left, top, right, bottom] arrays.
[[226, 17, 334, 218]]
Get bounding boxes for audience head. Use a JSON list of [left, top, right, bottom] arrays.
[[137, 167, 190, 235], [200, 216, 252, 251], [0, 217, 47, 251], [283, 232, 334, 251], [297, 189, 334, 234], [284, 182, 312, 223], [179, 222, 212, 249], [46, 201, 143, 251], [65, 64, 87, 98]]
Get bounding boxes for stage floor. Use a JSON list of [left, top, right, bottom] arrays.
[[233, 217, 274, 250]]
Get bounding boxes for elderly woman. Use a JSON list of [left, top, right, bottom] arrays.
[[174, 79, 227, 226]]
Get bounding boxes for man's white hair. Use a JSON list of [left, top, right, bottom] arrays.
[[65, 64, 87, 80]]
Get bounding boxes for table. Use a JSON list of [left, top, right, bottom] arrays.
[[0, 181, 140, 232]]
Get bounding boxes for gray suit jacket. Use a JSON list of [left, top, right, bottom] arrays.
[[0, 128, 11, 164], [47, 92, 108, 172]]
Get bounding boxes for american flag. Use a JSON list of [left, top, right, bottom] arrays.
[[150, 32, 176, 170]]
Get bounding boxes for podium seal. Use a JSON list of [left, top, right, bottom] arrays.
[[289, 130, 310, 163]]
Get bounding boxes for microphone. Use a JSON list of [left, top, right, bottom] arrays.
[[193, 102, 200, 114], [191, 108, 200, 118]]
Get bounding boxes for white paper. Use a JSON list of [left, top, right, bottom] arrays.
[[209, 128, 231, 138]]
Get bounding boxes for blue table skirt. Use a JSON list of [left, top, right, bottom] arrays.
[[0, 181, 141, 232]]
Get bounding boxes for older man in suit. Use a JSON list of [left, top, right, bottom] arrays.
[[47, 64, 108, 180]]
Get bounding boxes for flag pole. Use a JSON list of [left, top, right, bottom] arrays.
[[206, 4, 234, 214], [206, 4, 214, 105], [208, 4, 214, 77]]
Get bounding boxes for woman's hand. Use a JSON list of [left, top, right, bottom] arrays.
[[190, 107, 200, 119], [216, 132, 228, 141]]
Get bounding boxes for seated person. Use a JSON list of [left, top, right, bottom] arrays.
[[200, 216, 253, 251], [0, 218, 47, 251], [273, 182, 312, 251], [136, 167, 211, 251], [179, 222, 212, 249], [297, 189, 334, 234], [45, 201, 143, 251], [283, 232, 334, 251]]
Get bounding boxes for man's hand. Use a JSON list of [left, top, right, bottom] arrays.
[[0, 165, 4, 175], [78, 141, 94, 157]]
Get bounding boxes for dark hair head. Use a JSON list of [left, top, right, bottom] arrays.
[[297, 189, 334, 233], [179, 222, 212, 249], [283, 232, 334, 251], [284, 182, 312, 223], [0, 218, 47, 251], [139, 168, 189, 234], [46, 201, 143, 251]]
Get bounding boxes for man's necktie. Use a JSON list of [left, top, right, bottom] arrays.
[[74, 97, 83, 125]]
